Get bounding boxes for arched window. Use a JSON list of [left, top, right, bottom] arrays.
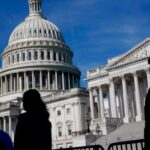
[[8, 56, 10, 64], [17, 53, 20, 62], [53, 30, 56, 39], [53, 52, 56, 61], [12, 55, 14, 63], [49, 30, 52, 37], [35, 51, 38, 60], [41, 51, 44, 60], [22, 53, 25, 61], [47, 51, 50, 60], [28, 51, 32, 60]]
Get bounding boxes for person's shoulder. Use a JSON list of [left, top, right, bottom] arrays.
[[0, 130, 13, 149]]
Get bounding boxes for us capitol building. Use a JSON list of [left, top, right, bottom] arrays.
[[0, 0, 89, 148], [0, 0, 148, 149]]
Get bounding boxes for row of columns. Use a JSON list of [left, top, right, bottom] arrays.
[[0, 71, 80, 95], [0, 116, 12, 137], [89, 69, 150, 123]]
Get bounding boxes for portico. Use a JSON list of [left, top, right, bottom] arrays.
[[86, 38, 150, 135]]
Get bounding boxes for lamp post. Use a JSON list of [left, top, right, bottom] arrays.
[[85, 113, 91, 133]]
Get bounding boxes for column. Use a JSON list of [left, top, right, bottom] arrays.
[[10, 74, 12, 93], [55, 71, 58, 90], [133, 72, 142, 121], [13, 76, 16, 92], [48, 71, 50, 90], [5, 76, 7, 94], [1, 77, 3, 95], [121, 75, 129, 123], [89, 89, 94, 120], [62, 72, 65, 90], [98, 86, 104, 118], [24, 72, 26, 90], [146, 68, 150, 90], [3, 117, 6, 132], [26, 73, 29, 90], [50, 51, 53, 61], [56, 52, 59, 61], [32, 71, 35, 89], [17, 73, 19, 91], [9, 117, 12, 137], [19, 75, 22, 91], [109, 78, 117, 118], [40, 71, 42, 90], [68, 73, 71, 89]]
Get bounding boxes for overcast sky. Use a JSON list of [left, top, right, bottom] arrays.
[[1, 0, 150, 87]]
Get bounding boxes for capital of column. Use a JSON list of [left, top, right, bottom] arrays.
[[132, 70, 138, 77]]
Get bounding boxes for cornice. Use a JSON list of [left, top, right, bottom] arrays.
[[2, 40, 72, 57], [0, 63, 81, 76], [108, 38, 150, 67]]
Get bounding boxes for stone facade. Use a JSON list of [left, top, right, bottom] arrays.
[[86, 38, 150, 135], [0, 0, 89, 148]]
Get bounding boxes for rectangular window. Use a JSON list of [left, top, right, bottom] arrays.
[[12, 55, 14, 63], [17, 54, 19, 62], [28, 52, 31, 60], [66, 108, 71, 115], [58, 126, 62, 137], [68, 125, 72, 135], [57, 110, 61, 116], [22, 53, 25, 61]]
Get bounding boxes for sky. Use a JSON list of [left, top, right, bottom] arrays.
[[1, 0, 150, 87]]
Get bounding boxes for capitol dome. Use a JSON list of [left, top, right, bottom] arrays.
[[0, 0, 80, 99], [9, 1, 65, 46]]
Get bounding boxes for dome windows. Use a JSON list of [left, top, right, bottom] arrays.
[[34, 51, 38, 60], [41, 51, 44, 60], [28, 51, 32, 60], [22, 53, 26, 61], [17, 53, 20, 62], [47, 51, 50, 60], [3, 49, 72, 67]]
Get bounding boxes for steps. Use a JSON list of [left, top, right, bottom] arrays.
[[91, 121, 145, 149]]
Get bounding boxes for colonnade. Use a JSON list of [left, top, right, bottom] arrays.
[[4, 49, 72, 68], [0, 70, 80, 95], [89, 69, 150, 123], [0, 116, 15, 138]]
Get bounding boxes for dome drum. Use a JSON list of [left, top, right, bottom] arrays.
[[2, 47, 73, 69]]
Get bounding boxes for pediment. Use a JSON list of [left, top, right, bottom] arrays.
[[108, 38, 150, 68]]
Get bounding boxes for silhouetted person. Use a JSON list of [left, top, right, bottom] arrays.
[[144, 88, 150, 150], [14, 89, 52, 150], [0, 130, 13, 150]]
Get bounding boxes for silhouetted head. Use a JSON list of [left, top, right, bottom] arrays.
[[23, 89, 49, 119]]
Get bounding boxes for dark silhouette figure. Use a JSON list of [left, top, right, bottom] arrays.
[[144, 88, 150, 150], [14, 89, 52, 150], [0, 130, 13, 150]]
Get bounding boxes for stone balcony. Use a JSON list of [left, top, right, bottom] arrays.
[[0, 101, 20, 116]]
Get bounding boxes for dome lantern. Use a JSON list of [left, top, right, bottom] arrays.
[[28, 0, 42, 17]]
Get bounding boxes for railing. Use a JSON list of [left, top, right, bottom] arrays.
[[53, 139, 145, 150], [108, 139, 145, 150], [55, 145, 104, 150]]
